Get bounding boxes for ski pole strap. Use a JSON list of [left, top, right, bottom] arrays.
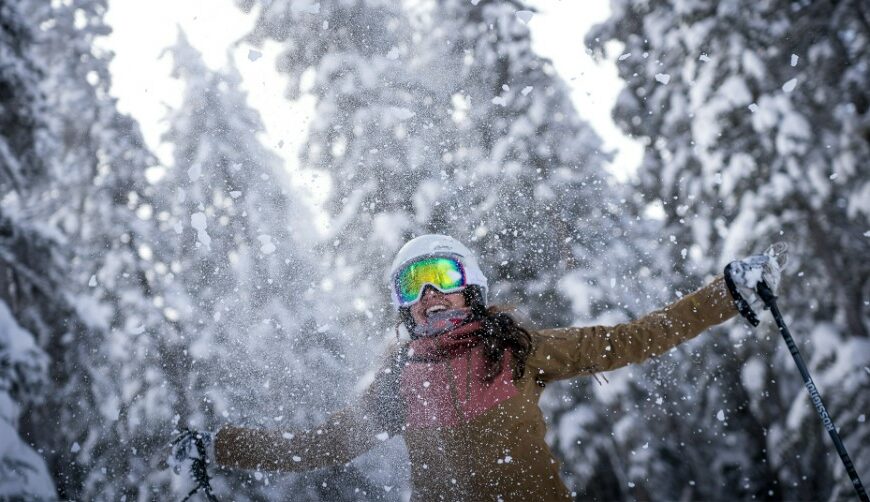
[[180, 435, 219, 502], [723, 263, 760, 327]]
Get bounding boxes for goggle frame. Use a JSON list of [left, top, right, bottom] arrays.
[[393, 255, 468, 307]]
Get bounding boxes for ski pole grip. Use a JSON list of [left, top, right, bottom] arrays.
[[755, 280, 777, 307], [724, 263, 760, 327]]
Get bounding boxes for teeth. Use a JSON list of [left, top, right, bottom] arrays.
[[425, 305, 447, 315]]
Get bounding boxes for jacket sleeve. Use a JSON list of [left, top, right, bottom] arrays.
[[527, 276, 737, 382], [214, 347, 405, 472], [214, 403, 385, 472]]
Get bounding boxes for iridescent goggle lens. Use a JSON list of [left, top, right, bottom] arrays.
[[395, 256, 467, 306]]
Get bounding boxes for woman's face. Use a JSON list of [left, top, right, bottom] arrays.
[[409, 286, 467, 325]]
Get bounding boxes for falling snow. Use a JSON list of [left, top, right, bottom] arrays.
[[2, 0, 867, 501], [654, 73, 671, 84]]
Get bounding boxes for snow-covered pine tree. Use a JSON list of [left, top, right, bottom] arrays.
[[235, 2, 461, 495], [59, 111, 184, 499], [8, 0, 191, 498], [589, 1, 870, 499], [159, 32, 377, 499], [424, 0, 662, 327], [0, 0, 47, 194], [236, 0, 448, 344], [20, 1, 174, 499], [0, 300, 54, 499], [0, 1, 69, 497], [0, 209, 90, 502]]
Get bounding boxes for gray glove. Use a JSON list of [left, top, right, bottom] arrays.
[[725, 243, 788, 324], [169, 429, 214, 474]]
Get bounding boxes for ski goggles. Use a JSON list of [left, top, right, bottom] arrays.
[[394, 256, 467, 307]]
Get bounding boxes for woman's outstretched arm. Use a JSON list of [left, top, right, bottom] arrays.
[[214, 403, 381, 472], [528, 276, 737, 382], [213, 346, 405, 472]]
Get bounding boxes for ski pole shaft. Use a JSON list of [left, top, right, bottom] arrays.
[[756, 282, 868, 502], [194, 437, 219, 502]]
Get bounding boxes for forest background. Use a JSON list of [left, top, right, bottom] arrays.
[[1, 0, 868, 500]]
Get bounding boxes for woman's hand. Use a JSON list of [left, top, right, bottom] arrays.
[[725, 243, 788, 318], [169, 428, 216, 497]]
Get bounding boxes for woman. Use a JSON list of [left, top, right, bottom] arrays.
[[171, 234, 782, 501]]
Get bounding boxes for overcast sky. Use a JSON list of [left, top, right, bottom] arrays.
[[101, 0, 641, 195]]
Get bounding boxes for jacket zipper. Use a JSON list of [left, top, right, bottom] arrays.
[[446, 358, 463, 421], [464, 350, 472, 408]]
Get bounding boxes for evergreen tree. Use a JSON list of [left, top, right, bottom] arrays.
[[0, 1, 69, 497], [237, 0, 444, 345], [425, 0, 663, 326], [588, 1, 870, 499], [236, 2, 452, 495], [0, 296, 54, 499], [6, 0, 185, 498], [62, 110, 183, 499], [0, 0, 46, 193], [158, 32, 378, 499]]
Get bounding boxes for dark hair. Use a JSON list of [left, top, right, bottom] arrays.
[[399, 285, 534, 382]]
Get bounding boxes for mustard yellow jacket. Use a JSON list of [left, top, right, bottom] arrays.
[[215, 277, 737, 501]]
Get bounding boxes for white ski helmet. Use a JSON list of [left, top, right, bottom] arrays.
[[388, 234, 488, 309]]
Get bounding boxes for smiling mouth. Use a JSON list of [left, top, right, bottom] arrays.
[[425, 305, 448, 317]]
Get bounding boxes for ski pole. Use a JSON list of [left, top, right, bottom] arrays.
[[755, 280, 868, 502]]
